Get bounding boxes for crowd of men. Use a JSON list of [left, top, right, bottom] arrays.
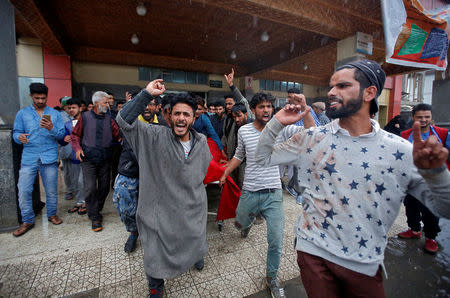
[[11, 60, 450, 298]]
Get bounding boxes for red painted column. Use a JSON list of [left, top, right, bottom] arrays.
[[43, 47, 72, 108], [387, 75, 402, 121]]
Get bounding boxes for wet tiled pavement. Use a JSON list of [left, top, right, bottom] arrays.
[[0, 173, 409, 297]]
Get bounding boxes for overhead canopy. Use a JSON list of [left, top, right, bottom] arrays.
[[12, 0, 420, 86]]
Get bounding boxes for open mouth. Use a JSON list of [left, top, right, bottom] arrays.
[[174, 122, 187, 133], [328, 97, 343, 109]]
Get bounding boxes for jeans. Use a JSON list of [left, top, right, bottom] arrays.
[[18, 161, 58, 223], [112, 174, 139, 233], [235, 189, 284, 278], [81, 161, 111, 222]]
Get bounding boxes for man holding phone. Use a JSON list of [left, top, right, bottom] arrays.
[[12, 82, 65, 236]]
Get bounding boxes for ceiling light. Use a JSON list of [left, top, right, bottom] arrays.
[[136, 3, 147, 16], [131, 34, 139, 45], [230, 50, 237, 60], [303, 63, 308, 70], [261, 31, 269, 42]]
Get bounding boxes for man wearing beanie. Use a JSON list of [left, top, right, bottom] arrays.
[[255, 59, 450, 297]]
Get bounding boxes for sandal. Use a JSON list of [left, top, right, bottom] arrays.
[[68, 205, 80, 213], [78, 205, 87, 215]]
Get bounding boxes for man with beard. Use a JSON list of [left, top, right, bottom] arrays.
[[255, 59, 450, 297], [117, 80, 211, 297], [397, 103, 449, 254], [71, 91, 120, 232], [209, 99, 226, 139], [12, 83, 65, 236], [219, 93, 314, 298], [138, 97, 168, 126]]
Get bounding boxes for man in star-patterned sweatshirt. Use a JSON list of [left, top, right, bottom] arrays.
[[255, 59, 450, 297]]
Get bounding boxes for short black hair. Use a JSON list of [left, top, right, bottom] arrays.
[[161, 94, 173, 109], [195, 96, 205, 107], [153, 96, 163, 105], [214, 100, 226, 108], [30, 83, 48, 95], [231, 103, 247, 114], [66, 98, 81, 107], [224, 94, 234, 101], [106, 92, 113, 96], [249, 92, 275, 109], [412, 103, 432, 116], [170, 93, 197, 114], [287, 88, 300, 94]]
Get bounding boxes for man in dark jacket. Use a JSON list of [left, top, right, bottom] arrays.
[[71, 91, 120, 232]]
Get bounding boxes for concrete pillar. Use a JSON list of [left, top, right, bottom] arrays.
[[0, 0, 21, 231], [335, 35, 366, 69]]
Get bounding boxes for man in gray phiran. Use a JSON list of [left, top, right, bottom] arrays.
[[117, 79, 212, 297]]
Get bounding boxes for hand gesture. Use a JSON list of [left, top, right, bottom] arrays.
[[75, 149, 85, 162], [64, 135, 71, 143], [224, 68, 235, 87], [18, 133, 30, 144], [290, 94, 307, 110], [40, 117, 53, 131], [145, 79, 166, 97], [412, 121, 449, 169], [275, 104, 311, 126]]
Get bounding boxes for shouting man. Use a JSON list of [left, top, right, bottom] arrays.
[[117, 80, 212, 297]]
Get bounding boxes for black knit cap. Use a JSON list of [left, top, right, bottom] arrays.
[[336, 59, 386, 114]]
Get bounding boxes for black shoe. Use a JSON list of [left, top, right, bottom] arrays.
[[124, 234, 138, 253], [241, 226, 251, 238], [194, 258, 204, 271], [92, 221, 103, 232], [217, 220, 224, 232]]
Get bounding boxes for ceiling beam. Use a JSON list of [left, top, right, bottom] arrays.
[[196, 0, 385, 50], [11, 0, 66, 54], [250, 43, 337, 85], [72, 47, 248, 76]]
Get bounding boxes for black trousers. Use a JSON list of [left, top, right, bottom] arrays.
[[81, 161, 111, 222], [110, 143, 122, 188], [404, 194, 440, 239]]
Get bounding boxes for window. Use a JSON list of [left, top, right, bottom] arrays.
[[172, 70, 186, 84], [260, 79, 266, 90], [402, 72, 424, 102], [138, 67, 208, 85], [266, 80, 274, 90]]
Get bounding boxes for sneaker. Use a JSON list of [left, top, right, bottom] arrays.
[[266, 277, 286, 298], [148, 285, 164, 298], [217, 220, 224, 231], [241, 226, 251, 238], [424, 238, 438, 254], [92, 221, 103, 232], [296, 195, 303, 205], [124, 234, 138, 253], [285, 185, 298, 197], [194, 258, 204, 271], [398, 229, 421, 239]]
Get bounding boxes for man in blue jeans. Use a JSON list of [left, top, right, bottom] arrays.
[[13, 82, 65, 236], [219, 92, 315, 298]]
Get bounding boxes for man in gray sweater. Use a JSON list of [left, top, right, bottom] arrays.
[[255, 60, 450, 297], [117, 79, 212, 297]]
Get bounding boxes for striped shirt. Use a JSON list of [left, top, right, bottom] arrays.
[[234, 123, 281, 191]]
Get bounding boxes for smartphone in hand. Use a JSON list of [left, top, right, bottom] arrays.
[[42, 114, 51, 121]]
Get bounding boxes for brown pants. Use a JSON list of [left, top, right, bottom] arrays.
[[297, 251, 385, 298]]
